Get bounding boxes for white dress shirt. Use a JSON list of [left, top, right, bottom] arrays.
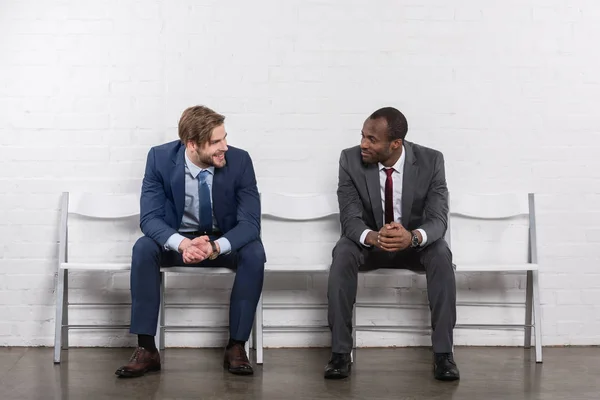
[[359, 146, 428, 247]]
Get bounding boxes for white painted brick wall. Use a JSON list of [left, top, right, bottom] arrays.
[[1, 0, 600, 348]]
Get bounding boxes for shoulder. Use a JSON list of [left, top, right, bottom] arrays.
[[339, 145, 361, 165], [225, 145, 250, 158], [148, 140, 183, 159], [406, 141, 444, 163], [225, 145, 252, 163], [224, 146, 255, 174]]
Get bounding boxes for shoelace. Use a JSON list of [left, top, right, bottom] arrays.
[[436, 353, 455, 365], [129, 347, 144, 363]]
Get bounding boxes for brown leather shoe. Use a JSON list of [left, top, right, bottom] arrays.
[[115, 347, 161, 378], [223, 343, 253, 375]]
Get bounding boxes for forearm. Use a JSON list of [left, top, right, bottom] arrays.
[[140, 217, 178, 247], [341, 217, 370, 245], [338, 151, 370, 246]]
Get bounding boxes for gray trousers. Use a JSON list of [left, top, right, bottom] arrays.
[[327, 236, 456, 354]]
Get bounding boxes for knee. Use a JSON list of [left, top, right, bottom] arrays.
[[426, 239, 451, 257], [422, 239, 453, 270], [238, 240, 266, 267], [332, 237, 362, 263], [132, 236, 161, 261], [329, 237, 361, 282]]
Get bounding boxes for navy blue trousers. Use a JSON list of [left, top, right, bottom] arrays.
[[129, 235, 265, 341]]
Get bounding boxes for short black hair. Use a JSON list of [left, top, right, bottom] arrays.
[[369, 107, 408, 141]]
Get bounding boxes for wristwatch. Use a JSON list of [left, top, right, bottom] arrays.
[[410, 231, 420, 248], [208, 241, 219, 260]]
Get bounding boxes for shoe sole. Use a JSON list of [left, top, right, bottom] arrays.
[[115, 365, 161, 378], [435, 375, 460, 382], [324, 373, 350, 380], [223, 362, 254, 375], [324, 365, 351, 380]]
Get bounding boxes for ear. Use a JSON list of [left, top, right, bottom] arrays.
[[185, 140, 196, 151], [390, 139, 402, 150]]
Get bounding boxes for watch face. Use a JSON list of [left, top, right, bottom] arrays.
[[411, 234, 419, 247]]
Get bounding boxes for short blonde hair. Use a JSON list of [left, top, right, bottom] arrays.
[[178, 105, 225, 146]]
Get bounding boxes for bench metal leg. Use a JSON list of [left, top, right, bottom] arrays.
[[524, 270, 533, 349], [248, 312, 254, 351], [54, 269, 66, 364], [62, 271, 69, 350], [532, 270, 543, 363], [245, 293, 253, 357], [158, 272, 165, 351], [351, 304, 356, 363], [256, 293, 264, 364], [248, 323, 253, 359]]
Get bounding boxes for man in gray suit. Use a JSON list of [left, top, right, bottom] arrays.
[[325, 107, 460, 381]]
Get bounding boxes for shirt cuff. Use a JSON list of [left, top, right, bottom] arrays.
[[359, 229, 374, 247], [165, 233, 186, 252], [416, 228, 427, 246], [215, 237, 232, 255]]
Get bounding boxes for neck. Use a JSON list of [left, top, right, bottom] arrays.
[[185, 148, 210, 169], [381, 146, 403, 168]]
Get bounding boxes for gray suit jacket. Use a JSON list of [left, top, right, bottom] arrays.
[[337, 141, 449, 249]]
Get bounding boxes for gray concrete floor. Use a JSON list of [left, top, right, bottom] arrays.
[[0, 347, 598, 400]]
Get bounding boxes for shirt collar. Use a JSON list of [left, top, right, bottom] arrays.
[[378, 145, 406, 173], [184, 150, 215, 179]]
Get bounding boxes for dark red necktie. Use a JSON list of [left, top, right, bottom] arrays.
[[384, 168, 394, 224]]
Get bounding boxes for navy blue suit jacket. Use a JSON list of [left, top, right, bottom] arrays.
[[139, 140, 264, 259]]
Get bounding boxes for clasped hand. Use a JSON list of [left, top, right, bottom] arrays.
[[178, 236, 213, 264], [371, 222, 412, 252]]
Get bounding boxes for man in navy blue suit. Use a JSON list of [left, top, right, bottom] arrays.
[[115, 105, 265, 378]]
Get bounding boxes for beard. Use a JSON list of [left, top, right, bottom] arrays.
[[196, 149, 227, 168]]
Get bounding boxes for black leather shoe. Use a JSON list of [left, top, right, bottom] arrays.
[[324, 353, 351, 379], [434, 353, 460, 381]]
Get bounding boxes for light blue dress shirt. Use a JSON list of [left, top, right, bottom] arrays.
[[164, 151, 232, 254]]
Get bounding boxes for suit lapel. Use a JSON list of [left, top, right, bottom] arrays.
[[170, 146, 186, 223], [365, 163, 383, 230], [401, 142, 418, 228]]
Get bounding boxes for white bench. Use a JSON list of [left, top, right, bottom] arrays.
[[256, 192, 542, 363], [54, 191, 542, 365], [53, 192, 255, 364]]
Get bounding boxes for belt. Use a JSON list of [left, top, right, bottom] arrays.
[[180, 230, 222, 237]]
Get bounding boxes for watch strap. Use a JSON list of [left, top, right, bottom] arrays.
[[209, 241, 219, 259]]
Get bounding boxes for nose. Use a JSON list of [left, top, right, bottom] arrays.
[[360, 137, 369, 150], [221, 138, 228, 152]]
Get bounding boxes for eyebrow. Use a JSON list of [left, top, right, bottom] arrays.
[[212, 133, 227, 143], [361, 131, 376, 140]]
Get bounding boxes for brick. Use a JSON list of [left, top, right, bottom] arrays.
[[363, 273, 414, 289], [454, 7, 483, 21], [54, 114, 111, 130], [585, 229, 600, 243], [556, 290, 583, 305]]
